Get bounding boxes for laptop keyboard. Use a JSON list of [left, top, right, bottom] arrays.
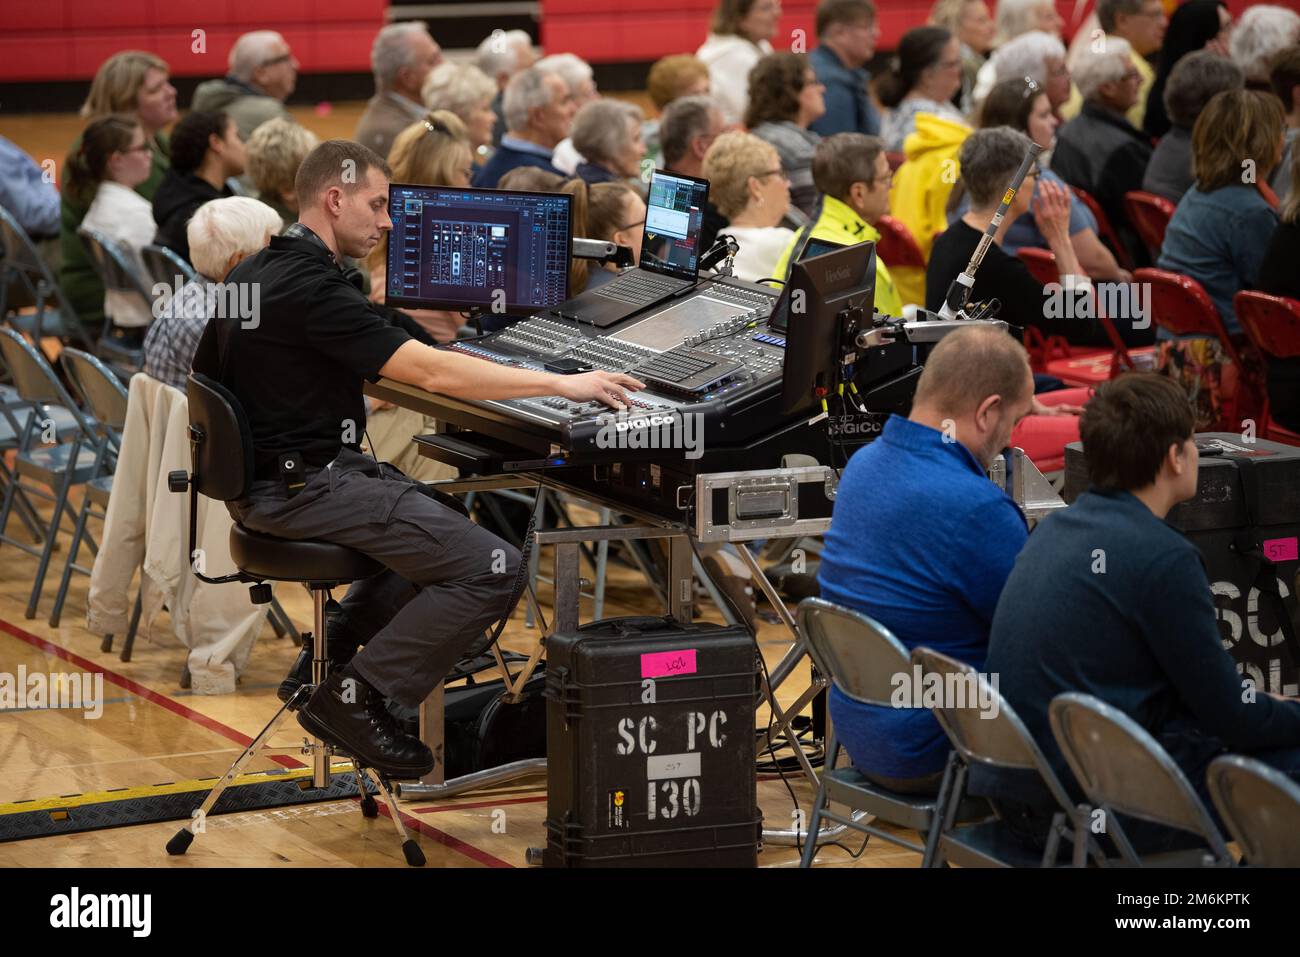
[[592, 271, 681, 306]]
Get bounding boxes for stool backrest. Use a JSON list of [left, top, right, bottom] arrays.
[[186, 372, 254, 502], [61, 348, 129, 432], [1207, 754, 1300, 867], [1048, 692, 1230, 861], [796, 597, 911, 706]]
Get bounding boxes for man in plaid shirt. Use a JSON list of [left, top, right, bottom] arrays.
[[143, 196, 283, 390]]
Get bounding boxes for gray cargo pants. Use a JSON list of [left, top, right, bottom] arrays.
[[229, 448, 522, 707]]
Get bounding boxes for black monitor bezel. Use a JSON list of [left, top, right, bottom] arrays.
[[639, 169, 711, 282], [384, 182, 573, 314]]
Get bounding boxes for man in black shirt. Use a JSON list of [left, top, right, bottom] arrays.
[[192, 140, 641, 777]]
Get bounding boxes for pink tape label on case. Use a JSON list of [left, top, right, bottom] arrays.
[[641, 649, 697, 678], [1263, 537, 1299, 563]]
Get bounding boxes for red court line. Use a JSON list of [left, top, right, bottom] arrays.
[[412, 795, 546, 815], [1, 617, 515, 868]]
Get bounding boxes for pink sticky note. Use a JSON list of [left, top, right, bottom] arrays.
[[1264, 537, 1299, 563], [641, 649, 697, 679]]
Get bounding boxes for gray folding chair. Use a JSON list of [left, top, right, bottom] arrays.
[[1048, 693, 1234, 866], [77, 228, 153, 371], [0, 328, 103, 618], [47, 348, 128, 627], [911, 646, 1098, 867], [1207, 754, 1300, 867], [795, 598, 988, 868], [0, 204, 93, 348], [139, 243, 198, 306]]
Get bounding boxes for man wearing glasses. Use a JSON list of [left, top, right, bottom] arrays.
[[193, 31, 300, 142]]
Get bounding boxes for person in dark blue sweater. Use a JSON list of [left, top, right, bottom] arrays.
[[819, 324, 1035, 792], [987, 373, 1300, 848], [471, 66, 575, 188]]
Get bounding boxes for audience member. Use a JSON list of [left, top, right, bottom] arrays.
[[1230, 5, 1300, 88], [571, 99, 646, 185], [1095, 0, 1168, 131], [643, 55, 711, 165], [61, 51, 176, 333], [1157, 89, 1283, 336], [0, 136, 61, 282], [1258, 147, 1300, 431], [702, 131, 794, 282], [970, 0, 1065, 103], [878, 26, 967, 152], [496, 167, 593, 295], [355, 22, 444, 159], [244, 118, 319, 224], [696, 0, 780, 125], [65, 115, 158, 330], [1143, 0, 1231, 138], [423, 62, 499, 163], [476, 29, 537, 146], [772, 133, 904, 314], [1269, 46, 1300, 201], [191, 31, 297, 141], [584, 181, 647, 289], [818, 325, 1034, 792], [745, 53, 825, 217], [928, 127, 1096, 343], [143, 196, 282, 390], [929, 0, 996, 113], [1142, 50, 1243, 203], [987, 374, 1300, 853], [964, 77, 1126, 281], [660, 95, 730, 249], [808, 0, 882, 137], [539, 54, 600, 174], [152, 111, 244, 265], [1051, 37, 1153, 266], [977, 30, 1072, 118], [471, 66, 576, 186]]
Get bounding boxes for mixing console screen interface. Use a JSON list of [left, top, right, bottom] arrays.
[[387, 185, 571, 312]]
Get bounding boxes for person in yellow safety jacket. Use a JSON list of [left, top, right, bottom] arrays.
[[886, 110, 971, 265], [771, 132, 905, 317]]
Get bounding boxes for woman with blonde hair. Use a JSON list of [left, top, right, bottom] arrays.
[[702, 131, 794, 282], [423, 61, 499, 160], [244, 117, 320, 223], [61, 51, 178, 334]]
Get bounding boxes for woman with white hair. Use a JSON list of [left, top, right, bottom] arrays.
[[1051, 37, 1153, 264], [970, 0, 1065, 101], [702, 131, 795, 282], [423, 61, 499, 159], [570, 99, 646, 184], [142, 196, 283, 391], [1231, 4, 1300, 87], [972, 28, 1071, 114]]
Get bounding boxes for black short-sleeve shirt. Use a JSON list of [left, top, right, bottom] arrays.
[[192, 231, 411, 477]]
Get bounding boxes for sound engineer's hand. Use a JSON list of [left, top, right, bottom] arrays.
[[556, 371, 646, 411]]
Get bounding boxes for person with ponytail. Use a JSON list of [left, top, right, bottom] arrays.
[[59, 51, 176, 334], [64, 114, 159, 331], [877, 25, 968, 152]]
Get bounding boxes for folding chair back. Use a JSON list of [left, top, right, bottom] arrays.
[[875, 214, 927, 270], [1234, 291, 1300, 363], [0, 204, 87, 344], [1069, 185, 1133, 269], [61, 348, 128, 433], [78, 228, 154, 303], [797, 597, 910, 706], [1207, 754, 1300, 867], [140, 243, 197, 294], [1048, 692, 1231, 863], [0, 328, 88, 425], [1123, 190, 1175, 262]]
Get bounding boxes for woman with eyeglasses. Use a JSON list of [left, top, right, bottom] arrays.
[[745, 52, 826, 218], [696, 0, 781, 125], [702, 131, 795, 282], [585, 182, 648, 290], [929, 0, 997, 113], [60, 51, 177, 336], [877, 26, 968, 152], [960, 76, 1129, 282], [63, 115, 159, 331]]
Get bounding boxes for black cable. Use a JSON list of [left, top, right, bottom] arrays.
[[754, 277, 787, 287], [482, 473, 547, 650]]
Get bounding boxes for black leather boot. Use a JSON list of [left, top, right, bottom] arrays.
[[297, 671, 434, 778], [277, 600, 360, 704]]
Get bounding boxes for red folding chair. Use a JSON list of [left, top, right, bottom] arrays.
[[875, 214, 926, 269], [1123, 191, 1176, 263], [885, 151, 905, 172], [1136, 268, 1261, 430], [1069, 185, 1134, 270], [1016, 248, 1154, 385], [1233, 290, 1300, 445]]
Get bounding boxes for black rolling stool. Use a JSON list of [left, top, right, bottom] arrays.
[[164, 373, 425, 866]]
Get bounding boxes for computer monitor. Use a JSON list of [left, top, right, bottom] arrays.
[[385, 183, 572, 313], [640, 170, 710, 280], [779, 241, 877, 415]]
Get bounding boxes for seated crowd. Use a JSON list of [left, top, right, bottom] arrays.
[[7, 0, 1300, 859]]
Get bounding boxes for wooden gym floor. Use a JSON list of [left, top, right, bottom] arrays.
[[0, 103, 917, 868]]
